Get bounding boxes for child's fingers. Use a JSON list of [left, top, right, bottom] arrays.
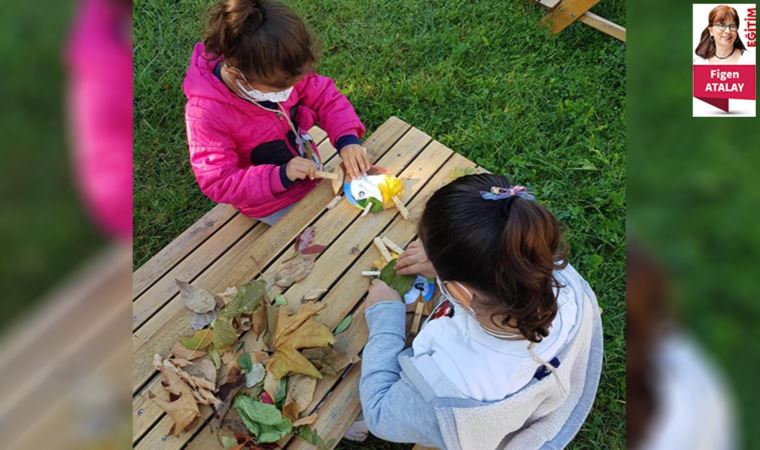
[[396, 262, 424, 276], [359, 151, 371, 174], [346, 157, 359, 180]]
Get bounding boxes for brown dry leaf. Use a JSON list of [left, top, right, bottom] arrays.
[[154, 355, 221, 408], [213, 366, 244, 428], [267, 345, 322, 379], [184, 358, 217, 386], [284, 374, 317, 416], [215, 286, 239, 306], [263, 370, 281, 400], [274, 254, 317, 288], [302, 347, 359, 376], [251, 303, 267, 337], [172, 341, 206, 360], [292, 413, 318, 427], [177, 280, 216, 314], [282, 401, 300, 423], [150, 356, 201, 435], [302, 288, 327, 301]]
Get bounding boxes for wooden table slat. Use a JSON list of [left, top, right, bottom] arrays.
[[164, 144, 473, 450], [132, 130, 339, 331], [132, 126, 329, 298], [133, 119, 420, 447], [132, 117, 409, 393], [132, 120, 481, 450]]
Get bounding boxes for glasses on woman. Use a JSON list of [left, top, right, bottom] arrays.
[[712, 23, 738, 31]]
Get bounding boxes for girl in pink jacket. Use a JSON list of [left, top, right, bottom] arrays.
[[183, 0, 369, 224]]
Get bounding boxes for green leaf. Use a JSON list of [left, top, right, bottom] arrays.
[[233, 395, 288, 426], [274, 294, 287, 306], [257, 420, 292, 443], [380, 259, 415, 294], [180, 329, 214, 350], [296, 426, 333, 449], [233, 395, 293, 443], [220, 280, 267, 319], [333, 314, 352, 335], [208, 346, 221, 369], [220, 435, 238, 449], [296, 426, 320, 445], [275, 377, 288, 410], [357, 197, 384, 213], [212, 317, 238, 350], [239, 352, 253, 373]]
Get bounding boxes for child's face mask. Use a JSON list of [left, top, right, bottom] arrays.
[[236, 82, 294, 103], [227, 64, 295, 103], [436, 277, 475, 314]]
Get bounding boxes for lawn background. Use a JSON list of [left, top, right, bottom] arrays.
[[134, 0, 625, 448]]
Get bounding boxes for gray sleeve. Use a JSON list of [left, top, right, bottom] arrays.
[[359, 301, 446, 448]]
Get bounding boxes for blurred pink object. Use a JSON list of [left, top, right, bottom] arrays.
[[66, 0, 133, 242]]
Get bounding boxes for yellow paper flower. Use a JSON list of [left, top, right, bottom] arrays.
[[377, 174, 404, 209]]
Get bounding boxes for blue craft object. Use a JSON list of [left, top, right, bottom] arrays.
[[403, 275, 436, 305]]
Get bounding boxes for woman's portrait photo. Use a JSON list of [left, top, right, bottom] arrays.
[[694, 4, 755, 65]]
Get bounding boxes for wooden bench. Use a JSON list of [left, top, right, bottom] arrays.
[[132, 117, 481, 449]]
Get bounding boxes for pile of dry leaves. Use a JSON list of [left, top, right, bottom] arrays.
[[150, 228, 357, 450]]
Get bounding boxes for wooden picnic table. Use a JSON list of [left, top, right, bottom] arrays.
[[132, 117, 481, 449]]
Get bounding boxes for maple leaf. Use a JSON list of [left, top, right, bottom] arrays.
[[266, 302, 335, 379], [268, 346, 322, 379]]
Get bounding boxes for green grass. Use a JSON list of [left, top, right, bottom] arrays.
[[628, 1, 760, 447], [134, 0, 625, 448]]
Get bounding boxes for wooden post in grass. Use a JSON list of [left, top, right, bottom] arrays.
[[536, 0, 625, 42]]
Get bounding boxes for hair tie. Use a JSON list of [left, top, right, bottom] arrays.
[[479, 185, 535, 201]]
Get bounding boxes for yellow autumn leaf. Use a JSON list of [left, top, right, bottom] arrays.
[[282, 320, 335, 350], [273, 302, 326, 345], [267, 345, 322, 379]]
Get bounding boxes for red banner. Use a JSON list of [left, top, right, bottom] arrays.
[[693, 65, 756, 111]]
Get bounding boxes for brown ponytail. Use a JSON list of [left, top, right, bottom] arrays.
[[203, 0, 318, 84], [492, 199, 568, 342], [419, 174, 568, 343]]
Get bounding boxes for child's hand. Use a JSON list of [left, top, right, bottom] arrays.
[[366, 279, 402, 308], [340, 144, 371, 179], [286, 157, 318, 181], [396, 239, 437, 278]]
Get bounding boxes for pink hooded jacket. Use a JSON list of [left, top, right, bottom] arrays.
[[183, 42, 365, 219], [67, 0, 133, 242]]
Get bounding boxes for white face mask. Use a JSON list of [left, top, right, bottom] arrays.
[[236, 80, 293, 103]]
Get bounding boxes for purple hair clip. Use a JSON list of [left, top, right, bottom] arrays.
[[479, 185, 535, 201]]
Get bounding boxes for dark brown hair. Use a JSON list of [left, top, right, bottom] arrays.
[[419, 174, 568, 343], [204, 0, 318, 87], [695, 5, 748, 59]]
